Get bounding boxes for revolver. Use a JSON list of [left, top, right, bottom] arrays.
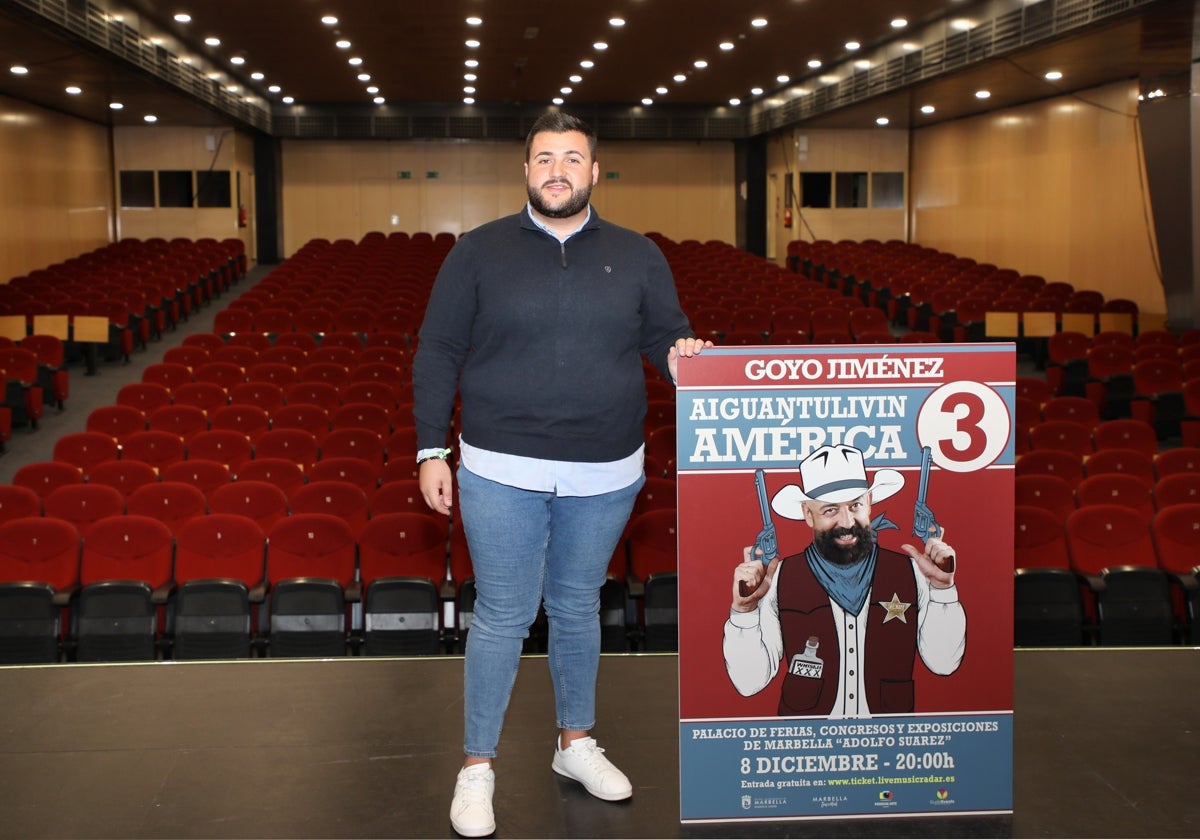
[[912, 446, 941, 542], [739, 469, 778, 597]]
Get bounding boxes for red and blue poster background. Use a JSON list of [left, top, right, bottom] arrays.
[[675, 344, 1015, 822]]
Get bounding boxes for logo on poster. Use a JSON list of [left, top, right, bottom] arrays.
[[875, 790, 898, 809], [932, 788, 956, 805]]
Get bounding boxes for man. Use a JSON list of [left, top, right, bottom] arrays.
[[723, 444, 966, 718], [412, 111, 708, 838]]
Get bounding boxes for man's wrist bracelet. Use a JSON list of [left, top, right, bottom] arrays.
[[416, 447, 452, 465]]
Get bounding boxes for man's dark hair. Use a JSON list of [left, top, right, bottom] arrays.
[[525, 111, 597, 161]]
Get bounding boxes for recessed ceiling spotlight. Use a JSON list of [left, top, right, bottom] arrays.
[[268, 85, 281, 93], [349, 57, 363, 66], [694, 60, 708, 69], [109, 101, 123, 110], [282, 95, 294, 104], [143, 114, 157, 122], [594, 42, 608, 51], [951, 19, 975, 31], [336, 39, 351, 49], [719, 41, 735, 51], [920, 104, 935, 114], [609, 17, 625, 27], [901, 42, 919, 52], [206, 72, 221, 80], [845, 41, 861, 51], [465, 39, 480, 48], [466, 16, 482, 25], [673, 74, 687, 83], [750, 87, 763, 96], [656, 86, 668, 95], [174, 13, 191, 23], [464, 97, 475, 104], [463, 87, 475, 95], [225, 84, 239, 92], [807, 59, 822, 69], [580, 60, 595, 69], [250, 72, 264, 80], [10, 65, 29, 75], [205, 37, 221, 46], [891, 18, 908, 28], [569, 75, 582, 83], [729, 98, 741, 106], [321, 16, 338, 25], [751, 18, 768, 28], [975, 89, 991, 99], [366, 86, 379, 94], [230, 56, 245, 65], [465, 73, 477, 81], [465, 59, 479, 68], [560, 86, 572, 95], [876, 116, 890, 125], [65, 85, 82, 95], [641, 98, 653, 105], [552, 97, 564, 105], [1045, 70, 1063, 80], [776, 74, 790, 84], [854, 60, 871, 70], [373, 96, 385, 104]]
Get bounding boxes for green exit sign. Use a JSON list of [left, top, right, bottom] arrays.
[[605, 171, 620, 180], [397, 170, 412, 179], [426, 171, 439, 179]]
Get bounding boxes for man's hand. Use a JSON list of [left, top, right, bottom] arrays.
[[732, 547, 781, 612], [668, 337, 713, 383], [901, 529, 956, 589], [419, 458, 453, 516]]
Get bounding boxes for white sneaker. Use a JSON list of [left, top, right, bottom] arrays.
[[551, 736, 633, 801], [450, 764, 495, 837]]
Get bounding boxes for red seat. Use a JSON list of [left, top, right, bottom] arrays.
[[270, 404, 332, 443], [1093, 419, 1158, 457], [358, 512, 448, 588], [626, 508, 678, 584], [324, 427, 386, 467], [246, 362, 299, 388], [1076, 473, 1156, 519], [209, 404, 271, 440], [284, 381, 342, 411], [1028, 420, 1094, 456], [1082, 447, 1155, 487], [1153, 473, 1200, 509], [52, 432, 121, 472], [181, 332, 226, 354], [83, 459, 159, 496], [253, 428, 320, 469], [1014, 474, 1076, 522], [142, 362, 194, 392], [162, 345, 211, 370], [370, 479, 428, 517], [147, 405, 209, 441], [13, 461, 84, 501], [1013, 505, 1071, 569], [209, 345, 260, 369], [1015, 449, 1085, 488], [173, 513, 265, 587], [259, 346, 308, 368], [193, 361, 247, 391], [79, 514, 174, 590], [265, 513, 357, 589], [119, 430, 187, 472], [331, 402, 392, 437], [289, 480, 370, 537], [350, 361, 400, 386], [340, 380, 399, 410], [160, 459, 233, 500], [308, 456, 380, 498], [186, 429, 254, 469], [1065, 505, 1156, 578], [1154, 447, 1200, 479], [298, 362, 351, 388], [309, 345, 360, 368], [1149, 502, 1200, 642], [0, 485, 43, 524], [171, 381, 230, 415], [1015, 376, 1055, 406], [125, 481, 208, 535], [1041, 396, 1100, 427], [42, 484, 125, 537], [228, 381, 287, 413], [0, 516, 80, 588], [274, 331, 319, 353], [87, 405, 148, 442], [209, 480, 291, 533], [233, 458, 307, 496], [115, 382, 172, 415]]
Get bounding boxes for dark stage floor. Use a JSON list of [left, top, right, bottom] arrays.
[[0, 649, 1196, 839]]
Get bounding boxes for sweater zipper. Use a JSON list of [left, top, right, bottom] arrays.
[[559, 240, 567, 269]]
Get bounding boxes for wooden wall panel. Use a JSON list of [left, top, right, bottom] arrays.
[[912, 81, 1163, 313], [280, 138, 734, 257], [0, 95, 111, 282]]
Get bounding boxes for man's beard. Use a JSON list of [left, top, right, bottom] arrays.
[[813, 524, 876, 567], [528, 178, 591, 218]]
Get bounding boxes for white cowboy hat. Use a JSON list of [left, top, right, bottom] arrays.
[[771, 444, 905, 520]]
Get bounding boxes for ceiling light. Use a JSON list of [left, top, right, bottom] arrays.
[[109, 102, 123, 110], [230, 56, 245, 65], [143, 114, 157, 122], [902, 42, 920, 52], [465, 59, 479, 68], [225, 84, 239, 92], [206, 72, 221, 80], [580, 60, 595, 69], [673, 74, 687, 83], [951, 19, 975, 31], [464, 97, 475, 105], [594, 42, 608, 50], [356, 73, 370, 82], [609, 17, 625, 27], [282, 96, 294, 104], [466, 16, 482, 25], [65, 85, 82, 95], [719, 42, 734, 51], [750, 87, 763, 96], [569, 75, 582, 83], [656, 86, 668, 95], [465, 73, 477, 81], [349, 57, 363, 66], [250, 72, 264, 80], [642, 98, 653, 105], [729, 98, 741, 106], [891, 18, 908, 28], [694, 60, 708, 69], [876, 116, 890, 125], [553, 97, 564, 105], [751, 18, 768, 28], [845, 41, 861, 51], [776, 74, 790, 84], [807, 59, 822, 69], [366, 86, 379, 94], [1045, 70, 1063, 80], [464, 86, 475, 94], [205, 37, 221, 46], [975, 89, 991, 99], [373, 96, 385, 104], [174, 13, 191, 23], [336, 39, 351, 49], [920, 104, 935, 114], [268, 85, 281, 93], [465, 39, 480, 48], [321, 16, 338, 25], [10, 65, 28, 75], [854, 60, 871, 70], [560, 86, 572, 95]]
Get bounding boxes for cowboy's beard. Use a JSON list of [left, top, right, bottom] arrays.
[[528, 177, 592, 218], [813, 523, 876, 567]]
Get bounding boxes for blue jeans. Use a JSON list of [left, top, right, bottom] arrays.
[[457, 465, 643, 758]]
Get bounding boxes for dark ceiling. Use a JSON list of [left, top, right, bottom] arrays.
[[0, 0, 1193, 135]]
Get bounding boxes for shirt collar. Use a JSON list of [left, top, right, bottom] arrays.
[[525, 202, 592, 242]]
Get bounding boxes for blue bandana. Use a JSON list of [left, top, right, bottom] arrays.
[[805, 542, 879, 616]]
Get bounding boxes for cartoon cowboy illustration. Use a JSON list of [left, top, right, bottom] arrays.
[[722, 443, 966, 718]]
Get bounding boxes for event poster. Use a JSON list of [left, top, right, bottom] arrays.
[[675, 343, 1015, 823]]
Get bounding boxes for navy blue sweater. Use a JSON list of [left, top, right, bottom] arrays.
[[411, 207, 693, 463]]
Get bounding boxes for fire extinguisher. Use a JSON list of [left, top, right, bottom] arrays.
[[783, 207, 793, 228], [238, 205, 248, 228]]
